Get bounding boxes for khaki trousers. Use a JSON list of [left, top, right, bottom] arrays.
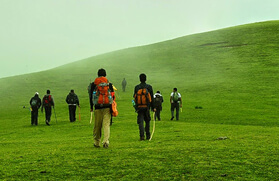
[[94, 108, 111, 146]]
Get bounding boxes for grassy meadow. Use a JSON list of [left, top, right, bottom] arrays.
[[0, 21, 279, 180]]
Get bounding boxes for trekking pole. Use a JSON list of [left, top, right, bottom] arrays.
[[78, 106, 81, 121], [90, 111, 93, 124], [53, 107, 57, 123], [149, 111, 156, 141]]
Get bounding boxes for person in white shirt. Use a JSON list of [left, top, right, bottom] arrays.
[[170, 88, 182, 120], [153, 91, 164, 121]]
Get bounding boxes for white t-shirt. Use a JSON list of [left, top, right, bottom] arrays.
[[170, 92, 181, 98], [170, 92, 181, 103]]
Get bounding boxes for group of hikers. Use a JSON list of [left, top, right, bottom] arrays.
[[29, 89, 80, 126], [29, 68, 182, 148], [29, 90, 55, 126]]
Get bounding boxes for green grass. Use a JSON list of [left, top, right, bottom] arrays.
[[0, 20, 279, 180]]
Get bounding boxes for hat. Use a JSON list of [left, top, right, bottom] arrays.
[[35, 92, 39, 95]]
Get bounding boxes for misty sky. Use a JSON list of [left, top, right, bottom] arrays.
[[1, 0, 279, 78]]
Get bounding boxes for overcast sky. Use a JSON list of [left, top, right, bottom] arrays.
[[1, 0, 279, 78]]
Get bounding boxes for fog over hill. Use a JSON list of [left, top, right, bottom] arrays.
[[1, 1, 279, 78], [0, 20, 278, 128]]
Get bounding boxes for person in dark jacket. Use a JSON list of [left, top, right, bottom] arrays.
[[29, 92, 42, 125], [122, 78, 127, 92], [133, 73, 156, 141], [154, 91, 164, 121], [42, 90, 54, 126], [89, 68, 115, 148], [66, 89, 80, 122]]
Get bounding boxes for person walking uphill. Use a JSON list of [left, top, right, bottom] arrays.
[[29, 92, 42, 125], [154, 91, 163, 121], [133, 73, 156, 141], [170, 88, 182, 120], [122, 78, 127, 92], [66, 89, 80, 122], [42, 90, 54, 126], [89, 68, 115, 148]]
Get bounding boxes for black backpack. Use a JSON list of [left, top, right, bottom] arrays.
[[68, 94, 77, 104], [31, 98, 38, 107], [154, 94, 162, 107]]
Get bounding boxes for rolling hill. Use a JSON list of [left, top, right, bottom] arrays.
[[0, 20, 278, 126], [1, 20, 279, 180]]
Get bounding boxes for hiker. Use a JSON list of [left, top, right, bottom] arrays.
[[154, 91, 164, 121], [133, 73, 155, 141], [66, 89, 80, 122], [29, 92, 42, 125], [89, 68, 115, 148], [122, 78, 127, 92], [170, 88, 182, 120], [42, 90, 55, 126]]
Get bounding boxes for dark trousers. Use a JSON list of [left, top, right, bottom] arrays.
[[155, 109, 161, 121], [31, 109, 39, 125], [45, 106, 52, 122], [171, 102, 180, 120], [68, 105, 77, 122], [137, 109, 151, 139]]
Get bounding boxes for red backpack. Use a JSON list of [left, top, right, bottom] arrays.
[[43, 95, 52, 107]]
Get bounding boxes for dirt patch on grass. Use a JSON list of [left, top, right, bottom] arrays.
[[219, 44, 248, 48], [200, 42, 229, 46]]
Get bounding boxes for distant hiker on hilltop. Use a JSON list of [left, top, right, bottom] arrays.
[[154, 91, 163, 121], [133, 73, 155, 141], [66, 89, 80, 122], [89, 68, 115, 148], [29, 92, 42, 126], [122, 78, 127, 92], [170, 88, 182, 120], [42, 90, 55, 126]]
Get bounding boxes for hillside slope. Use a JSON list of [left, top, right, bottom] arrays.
[[0, 20, 278, 126]]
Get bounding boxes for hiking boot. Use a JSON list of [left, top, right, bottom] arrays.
[[103, 143, 109, 148], [94, 144, 100, 148], [140, 136, 145, 141], [46, 120, 50, 126], [171, 117, 174, 120]]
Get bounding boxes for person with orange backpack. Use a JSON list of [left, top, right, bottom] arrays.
[[89, 68, 115, 148], [41, 90, 55, 126], [133, 73, 156, 141]]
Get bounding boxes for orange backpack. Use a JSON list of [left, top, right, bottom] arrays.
[[134, 88, 151, 108], [93, 77, 113, 106]]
